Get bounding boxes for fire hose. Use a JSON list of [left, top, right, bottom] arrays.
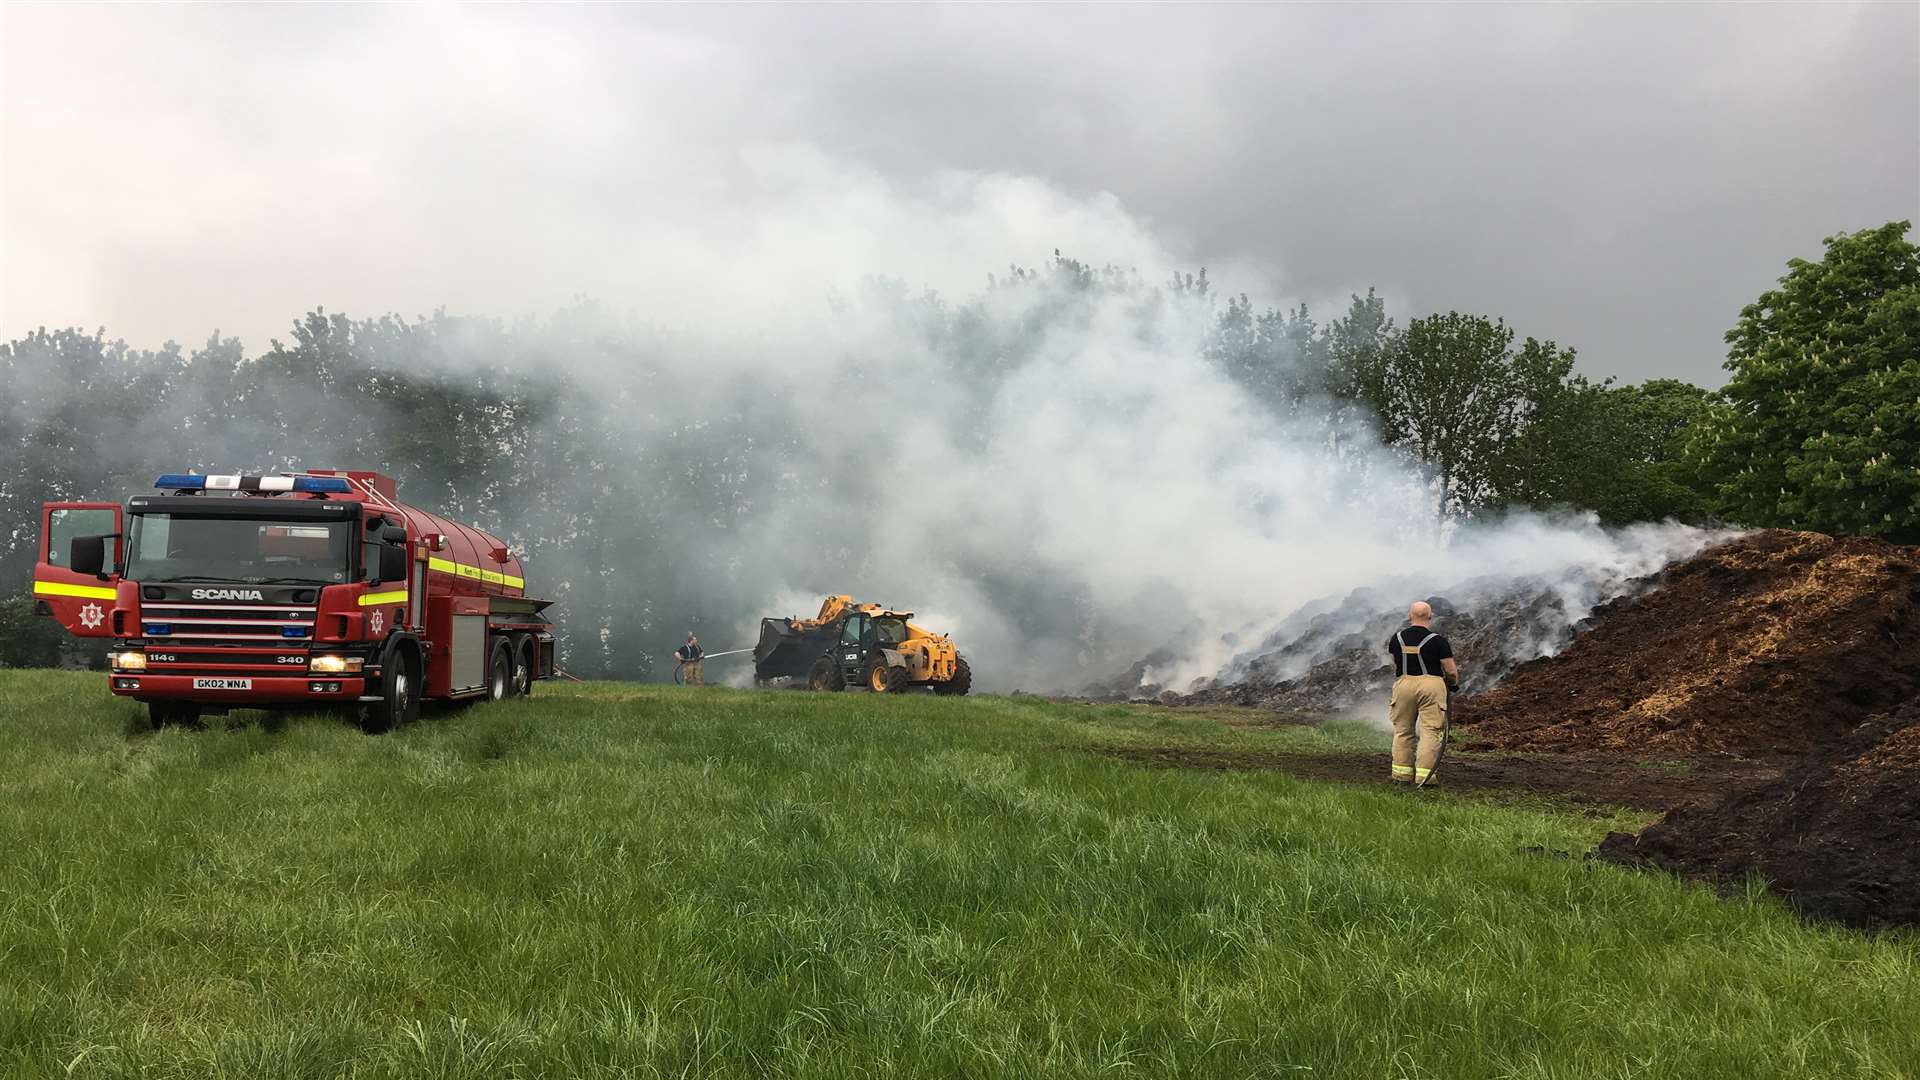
[[1414, 682, 1458, 791]]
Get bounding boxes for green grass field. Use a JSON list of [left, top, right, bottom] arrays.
[[1, 670, 1913, 1079]]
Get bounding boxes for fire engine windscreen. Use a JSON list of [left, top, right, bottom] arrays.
[[124, 514, 354, 585]]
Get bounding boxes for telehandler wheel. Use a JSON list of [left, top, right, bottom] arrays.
[[866, 661, 910, 694], [358, 648, 420, 734], [511, 637, 534, 699], [934, 656, 972, 696], [488, 639, 514, 701], [808, 656, 844, 692]]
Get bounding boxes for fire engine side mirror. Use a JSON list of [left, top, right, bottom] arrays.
[[381, 526, 407, 544], [70, 535, 108, 578], [375, 545, 408, 585]]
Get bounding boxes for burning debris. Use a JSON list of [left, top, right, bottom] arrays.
[[1101, 530, 1920, 764], [1101, 526, 1920, 928], [1092, 528, 1727, 715]]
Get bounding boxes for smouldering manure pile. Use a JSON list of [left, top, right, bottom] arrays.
[[1094, 526, 1729, 714], [1462, 530, 1920, 758], [1113, 529, 1920, 761], [1105, 527, 1920, 928]]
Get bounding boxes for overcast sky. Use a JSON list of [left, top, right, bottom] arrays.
[[3, 3, 1914, 387]]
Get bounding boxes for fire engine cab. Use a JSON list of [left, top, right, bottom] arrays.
[[33, 470, 557, 731]]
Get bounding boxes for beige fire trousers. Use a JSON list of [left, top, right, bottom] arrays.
[[1389, 674, 1449, 783]]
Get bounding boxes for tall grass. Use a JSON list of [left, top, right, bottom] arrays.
[[0, 671, 1912, 1078]]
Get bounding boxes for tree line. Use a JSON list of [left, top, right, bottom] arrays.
[[3, 221, 1913, 673], [1196, 220, 1915, 534]]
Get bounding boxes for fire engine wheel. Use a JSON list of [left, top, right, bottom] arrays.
[[488, 639, 515, 701], [511, 637, 534, 698], [146, 701, 203, 729], [358, 649, 420, 734], [808, 656, 844, 692], [867, 661, 910, 694], [934, 656, 973, 696]]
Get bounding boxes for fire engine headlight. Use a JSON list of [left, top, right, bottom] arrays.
[[309, 655, 364, 674], [112, 651, 147, 672]]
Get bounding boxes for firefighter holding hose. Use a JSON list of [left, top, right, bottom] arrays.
[[1388, 600, 1459, 788], [675, 633, 706, 686]]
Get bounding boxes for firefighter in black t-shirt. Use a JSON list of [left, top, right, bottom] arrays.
[[674, 633, 706, 686], [1386, 600, 1460, 786]]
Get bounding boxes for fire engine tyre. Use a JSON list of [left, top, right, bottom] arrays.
[[934, 656, 973, 696], [359, 648, 420, 734], [808, 656, 844, 692], [511, 636, 534, 698], [146, 701, 203, 729], [488, 639, 514, 701], [867, 661, 910, 695]]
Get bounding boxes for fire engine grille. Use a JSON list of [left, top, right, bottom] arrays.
[[138, 602, 318, 643]]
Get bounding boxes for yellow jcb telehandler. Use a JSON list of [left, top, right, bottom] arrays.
[[753, 595, 972, 694]]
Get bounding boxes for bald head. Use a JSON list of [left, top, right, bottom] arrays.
[[1408, 601, 1433, 626]]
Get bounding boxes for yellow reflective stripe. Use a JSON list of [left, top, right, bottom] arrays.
[[359, 590, 408, 606], [32, 580, 117, 601], [1415, 768, 1434, 779], [427, 556, 522, 588], [1391, 765, 1415, 776]]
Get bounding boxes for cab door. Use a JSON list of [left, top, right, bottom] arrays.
[[34, 502, 123, 637], [836, 613, 872, 680]]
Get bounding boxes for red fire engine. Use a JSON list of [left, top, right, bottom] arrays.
[[32, 470, 556, 731]]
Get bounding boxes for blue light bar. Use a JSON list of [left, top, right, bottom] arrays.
[[144, 623, 171, 635], [151, 473, 352, 494], [291, 476, 352, 493], [282, 626, 309, 638]]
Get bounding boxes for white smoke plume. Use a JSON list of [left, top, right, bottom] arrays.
[[467, 157, 1717, 691], [2, 6, 1733, 692]]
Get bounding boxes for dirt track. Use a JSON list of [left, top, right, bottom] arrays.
[[1098, 744, 1779, 812]]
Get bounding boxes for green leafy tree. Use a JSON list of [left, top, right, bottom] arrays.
[[1509, 377, 1717, 526], [1324, 289, 1400, 432], [1692, 221, 1920, 541], [1206, 296, 1330, 413], [1602, 380, 1717, 523], [1493, 335, 1594, 507], [1354, 311, 1527, 512]]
